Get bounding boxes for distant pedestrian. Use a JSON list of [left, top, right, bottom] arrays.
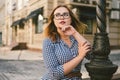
[[41, 5, 91, 80]]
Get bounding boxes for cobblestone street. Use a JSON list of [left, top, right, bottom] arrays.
[[0, 48, 120, 80], [0, 60, 46, 80], [0, 0, 120, 80]]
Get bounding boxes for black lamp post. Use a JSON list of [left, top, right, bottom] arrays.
[[85, 0, 118, 80]]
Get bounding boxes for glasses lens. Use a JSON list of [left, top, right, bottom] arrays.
[[54, 13, 61, 19], [63, 12, 69, 18]]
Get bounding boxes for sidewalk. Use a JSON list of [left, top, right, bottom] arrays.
[[0, 46, 120, 79], [0, 47, 43, 60], [0, 46, 120, 60]]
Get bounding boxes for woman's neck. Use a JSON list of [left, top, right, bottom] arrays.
[[61, 35, 70, 40]]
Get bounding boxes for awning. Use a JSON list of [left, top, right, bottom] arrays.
[[11, 18, 26, 27], [26, 8, 42, 20], [80, 11, 96, 18], [79, 7, 96, 18]]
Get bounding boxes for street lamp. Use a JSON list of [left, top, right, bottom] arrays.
[[85, 0, 118, 80]]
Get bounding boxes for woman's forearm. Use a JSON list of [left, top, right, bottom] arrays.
[[63, 56, 83, 75], [73, 31, 88, 45]]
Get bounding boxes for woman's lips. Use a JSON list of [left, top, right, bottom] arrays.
[[60, 21, 66, 25], [59, 21, 66, 31]]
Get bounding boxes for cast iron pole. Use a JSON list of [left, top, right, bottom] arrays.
[[85, 0, 118, 80]]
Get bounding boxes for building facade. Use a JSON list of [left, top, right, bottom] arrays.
[[109, 0, 120, 48], [0, 0, 5, 46], [3, 0, 120, 50]]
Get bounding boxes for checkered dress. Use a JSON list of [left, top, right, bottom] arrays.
[[41, 36, 82, 80]]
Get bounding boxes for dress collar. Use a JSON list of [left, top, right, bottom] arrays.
[[56, 36, 76, 48]]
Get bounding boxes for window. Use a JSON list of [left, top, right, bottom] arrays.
[[81, 18, 93, 34], [7, 1, 12, 14], [36, 14, 43, 33], [12, 2, 16, 11], [73, 0, 89, 4], [18, 0, 23, 10], [78, 7, 95, 34], [111, 11, 119, 20], [0, 32, 2, 45], [28, 7, 44, 34], [110, 0, 120, 20], [23, 0, 29, 7], [112, 0, 120, 9]]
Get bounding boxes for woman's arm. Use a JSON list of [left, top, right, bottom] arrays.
[[61, 25, 91, 75], [43, 39, 64, 79], [63, 41, 91, 75], [73, 31, 88, 44], [73, 30, 92, 60], [62, 25, 90, 45], [43, 38, 90, 78]]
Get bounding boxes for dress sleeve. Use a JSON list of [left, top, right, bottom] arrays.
[[42, 39, 64, 79]]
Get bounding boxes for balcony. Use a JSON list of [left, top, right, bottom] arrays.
[[66, 0, 111, 9]]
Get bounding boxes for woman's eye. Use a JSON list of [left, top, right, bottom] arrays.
[[63, 13, 69, 16], [55, 13, 60, 17]]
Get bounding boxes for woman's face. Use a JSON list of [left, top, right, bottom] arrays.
[[53, 7, 71, 35]]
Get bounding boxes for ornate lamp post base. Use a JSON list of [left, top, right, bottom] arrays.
[[85, 63, 118, 80], [85, 33, 118, 80], [85, 0, 118, 80]]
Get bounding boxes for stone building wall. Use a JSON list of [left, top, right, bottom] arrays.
[[3, 0, 120, 50]]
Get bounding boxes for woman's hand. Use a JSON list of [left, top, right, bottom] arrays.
[[78, 41, 91, 59], [60, 25, 77, 36]]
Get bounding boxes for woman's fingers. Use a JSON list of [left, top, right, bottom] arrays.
[[81, 41, 87, 46], [60, 25, 76, 36], [80, 41, 92, 52], [81, 41, 91, 47]]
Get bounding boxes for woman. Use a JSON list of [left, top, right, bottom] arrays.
[[41, 5, 91, 80]]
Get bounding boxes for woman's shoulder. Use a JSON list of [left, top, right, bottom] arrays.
[[43, 38, 56, 50], [43, 38, 52, 42], [43, 38, 55, 45]]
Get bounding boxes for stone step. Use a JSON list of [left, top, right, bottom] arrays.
[[11, 43, 28, 50]]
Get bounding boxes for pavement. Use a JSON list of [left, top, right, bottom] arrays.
[[0, 46, 120, 80]]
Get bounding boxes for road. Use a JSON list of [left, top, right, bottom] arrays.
[[0, 48, 120, 80], [0, 60, 46, 80]]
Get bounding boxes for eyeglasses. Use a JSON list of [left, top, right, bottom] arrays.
[[54, 12, 70, 20]]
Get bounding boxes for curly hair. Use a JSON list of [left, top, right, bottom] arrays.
[[44, 5, 87, 42]]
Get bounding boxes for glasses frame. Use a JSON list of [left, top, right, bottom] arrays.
[[54, 12, 70, 20]]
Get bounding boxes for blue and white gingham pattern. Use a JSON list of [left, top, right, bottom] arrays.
[[41, 36, 82, 80]]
